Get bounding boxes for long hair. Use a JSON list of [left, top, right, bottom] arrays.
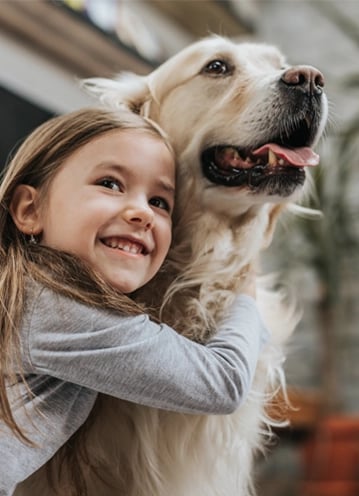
[[0, 107, 172, 445]]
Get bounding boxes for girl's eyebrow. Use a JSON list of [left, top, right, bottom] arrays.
[[96, 162, 127, 173], [157, 178, 175, 194]]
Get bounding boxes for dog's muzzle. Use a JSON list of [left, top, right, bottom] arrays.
[[201, 65, 326, 197], [201, 145, 315, 196]]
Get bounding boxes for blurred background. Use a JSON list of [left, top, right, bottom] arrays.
[[0, 1, 358, 495]]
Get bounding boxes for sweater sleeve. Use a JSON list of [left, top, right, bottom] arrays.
[[22, 286, 269, 415]]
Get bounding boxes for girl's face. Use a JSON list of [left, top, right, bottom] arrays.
[[38, 129, 175, 293]]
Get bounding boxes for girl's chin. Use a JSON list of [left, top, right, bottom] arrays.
[[100, 266, 157, 294], [105, 278, 147, 294]]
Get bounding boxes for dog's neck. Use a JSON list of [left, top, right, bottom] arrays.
[[171, 199, 273, 265], [136, 202, 275, 341]]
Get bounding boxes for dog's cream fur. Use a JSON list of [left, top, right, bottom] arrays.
[[17, 36, 327, 496]]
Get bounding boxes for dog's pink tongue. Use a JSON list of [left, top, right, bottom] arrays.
[[253, 143, 320, 167]]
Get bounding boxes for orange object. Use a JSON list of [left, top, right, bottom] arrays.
[[302, 481, 359, 496], [301, 416, 359, 496]]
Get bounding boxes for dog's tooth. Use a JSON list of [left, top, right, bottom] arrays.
[[268, 149, 277, 166], [278, 158, 285, 166], [223, 146, 239, 157], [223, 147, 240, 164]]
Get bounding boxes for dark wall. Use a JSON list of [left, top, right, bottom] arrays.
[[0, 85, 54, 170]]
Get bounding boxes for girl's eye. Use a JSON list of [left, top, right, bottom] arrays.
[[98, 178, 122, 192], [149, 197, 171, 212]]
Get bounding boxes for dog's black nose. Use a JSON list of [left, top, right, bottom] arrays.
[[281, 66, 325, 95]]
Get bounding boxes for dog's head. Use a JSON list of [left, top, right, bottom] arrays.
[[86, 36, 328, 218]]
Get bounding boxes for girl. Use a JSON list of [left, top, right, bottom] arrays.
[[0, 108, 268, 494]]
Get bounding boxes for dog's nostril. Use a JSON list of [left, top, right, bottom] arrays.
[[315, 73, 325, 89], [281, 66, 325, 95]]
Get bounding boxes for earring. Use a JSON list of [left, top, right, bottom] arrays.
[[29, 230, 37, 245]]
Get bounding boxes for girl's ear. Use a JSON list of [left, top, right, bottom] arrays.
[[9, 185, 43, 235]]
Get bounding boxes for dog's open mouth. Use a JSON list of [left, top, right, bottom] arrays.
[[201, 142, 319, 196]]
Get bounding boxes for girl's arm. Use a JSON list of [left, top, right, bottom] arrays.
[[22, 285, 269, 415]]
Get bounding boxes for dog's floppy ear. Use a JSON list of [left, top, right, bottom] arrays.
[[82, 72, 151, 115]]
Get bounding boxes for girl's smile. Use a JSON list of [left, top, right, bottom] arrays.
[[101, 236, 150, 255]]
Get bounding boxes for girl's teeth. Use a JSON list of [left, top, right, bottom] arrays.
[[120, 244, 140, 254], [105, 238, 142, 254]]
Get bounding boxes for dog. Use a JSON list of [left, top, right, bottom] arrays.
[[16, 36, 328, 496]]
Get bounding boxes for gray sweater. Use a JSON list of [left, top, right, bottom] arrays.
[[0, 281, 268, 495]]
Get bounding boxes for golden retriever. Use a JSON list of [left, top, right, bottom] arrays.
[[17, 36, 328, 496]]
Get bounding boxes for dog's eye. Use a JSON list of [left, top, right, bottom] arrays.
[[202, 60, 231, 76]]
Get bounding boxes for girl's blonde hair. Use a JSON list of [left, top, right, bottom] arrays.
[[0, 107, 172, 444]]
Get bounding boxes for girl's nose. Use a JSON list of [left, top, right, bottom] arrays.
[[124, 204, 154, 230]]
